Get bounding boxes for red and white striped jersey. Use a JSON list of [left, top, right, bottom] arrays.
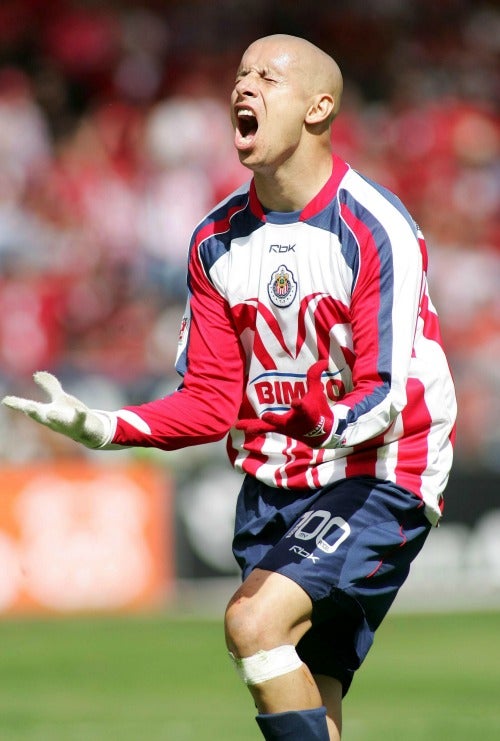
[[112, 155, 457, 525]]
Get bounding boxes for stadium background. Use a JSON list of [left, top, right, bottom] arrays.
[[0, 0, 498, 617]]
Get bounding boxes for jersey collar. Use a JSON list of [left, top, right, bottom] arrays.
[[248, 154, 350, 224]]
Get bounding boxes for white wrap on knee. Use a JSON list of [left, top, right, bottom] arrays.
[[229, 645, 303, 686]]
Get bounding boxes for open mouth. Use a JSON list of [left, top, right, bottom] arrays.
[[235, 109, 258, 149]]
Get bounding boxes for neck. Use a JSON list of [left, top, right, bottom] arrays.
[[252, 147, 333, 212]]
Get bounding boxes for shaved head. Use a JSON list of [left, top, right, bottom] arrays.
[[243, 34, 343, 120], [231, 33, 344, 204]]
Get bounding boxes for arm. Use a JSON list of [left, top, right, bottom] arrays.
[[334, 202, 423, 446], [113, 261, 246, 449]]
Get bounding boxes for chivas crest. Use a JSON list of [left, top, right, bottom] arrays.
[[268, 264, 297, 308]]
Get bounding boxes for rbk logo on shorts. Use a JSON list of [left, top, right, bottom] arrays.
[[289, 545, 320, 563]]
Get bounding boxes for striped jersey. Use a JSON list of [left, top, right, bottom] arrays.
[[112, 155, 457, 525]]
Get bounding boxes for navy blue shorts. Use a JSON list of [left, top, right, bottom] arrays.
[[232, 475, 431, 696]]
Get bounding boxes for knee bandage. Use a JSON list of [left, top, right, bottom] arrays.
[[229, 645, 303, 686]]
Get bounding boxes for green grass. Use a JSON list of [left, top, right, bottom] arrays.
[[0, 611, 498, 739], [343, 611, 500, 740]]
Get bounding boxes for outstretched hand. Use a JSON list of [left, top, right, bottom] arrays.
[[236, 360, 335, 448], [2, 372, 114, 448]]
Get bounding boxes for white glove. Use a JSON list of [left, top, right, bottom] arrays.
[[2, 371, 116, 449]]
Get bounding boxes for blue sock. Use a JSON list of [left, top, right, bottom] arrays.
[[256, 706, 329, 740]]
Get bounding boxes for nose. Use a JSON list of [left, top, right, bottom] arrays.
[[234, 74, 258, 98]]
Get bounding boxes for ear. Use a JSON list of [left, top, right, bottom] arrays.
[[305, 93, 335, 126]]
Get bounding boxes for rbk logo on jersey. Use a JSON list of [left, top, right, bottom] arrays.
[[269, 243, 296, 253], [268, 264, 297, 308]]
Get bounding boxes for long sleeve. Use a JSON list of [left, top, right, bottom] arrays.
[[326, 191, 423, 448], [112, 239, 246, 450]]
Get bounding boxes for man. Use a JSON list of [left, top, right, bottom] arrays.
[[3, 35, 456, 741]]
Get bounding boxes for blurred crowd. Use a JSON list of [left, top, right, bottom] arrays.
[[0, 0, 498, 470]]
